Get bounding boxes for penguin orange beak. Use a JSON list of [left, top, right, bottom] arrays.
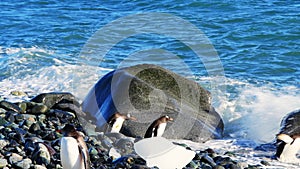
[[169, 117, 174, 122]]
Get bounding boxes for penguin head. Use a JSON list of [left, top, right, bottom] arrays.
[[126, 113, 137, 121], [163, 115, 173, 122], [61, 124, 77, 137]]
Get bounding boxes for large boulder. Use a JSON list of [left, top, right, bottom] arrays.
[[278, 109, 300, 136], [82, 64, 223, 142]]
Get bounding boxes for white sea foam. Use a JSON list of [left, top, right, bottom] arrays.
[[0, 64, 111, 102], [173, 138, 300, 168], [212, 78, 300, 143]]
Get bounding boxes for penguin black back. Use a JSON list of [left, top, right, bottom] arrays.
[[144, 115, 173, 138]]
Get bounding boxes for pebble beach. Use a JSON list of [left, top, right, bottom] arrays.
[[1, 91, 298, 169]]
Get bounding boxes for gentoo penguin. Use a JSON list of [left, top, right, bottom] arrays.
[[106, 112, 136, 133], [275, 109, 300, 164], [60, 124, 90, 169], [144, 115, 173, 138]]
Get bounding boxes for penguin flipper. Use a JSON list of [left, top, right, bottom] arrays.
[[78, 144, 90, 169]]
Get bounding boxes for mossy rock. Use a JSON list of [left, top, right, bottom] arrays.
[[82, 64, 224, 142]]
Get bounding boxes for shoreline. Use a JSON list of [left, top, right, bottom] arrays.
[[0, 92, 299, 169]]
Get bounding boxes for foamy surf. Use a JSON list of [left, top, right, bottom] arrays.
[[173, 139, 300, 169]]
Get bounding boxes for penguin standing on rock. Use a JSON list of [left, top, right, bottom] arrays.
[[106, 112, 137, 133], [144, 115, 173, 138], [60, 124, 90, 169]]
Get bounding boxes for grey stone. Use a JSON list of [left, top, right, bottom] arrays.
[[0, 108, 6, 114], [9, 153, 23, 164], [201, 163, 212, 169], [34, 165, 47, 169], [278, 109, 300, 136], [213, 165, 225, 169], [82, 64, 224, 142], [114, 138, 134, 155], [30, 92, 79, 109], [18, 102, 27, 113], [15, 158, 32, 169], [31, 104, 48, 114], [10, 91, 27, 96], [0, 158, 8, 168], [32, 143, 51, 165], [260, 160, 270, 166], [0, 117, 8, 127], [0, 101, 22, 113], [237, 161, 248, 169]]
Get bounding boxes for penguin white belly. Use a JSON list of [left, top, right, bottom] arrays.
[[60, 137, 84, 169], [279, 138, 300, 164], [111, 118, 125, 133], [155, 123, 167, 137]]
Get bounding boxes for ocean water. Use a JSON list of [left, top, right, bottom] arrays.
[[0, 0, 299, 167]]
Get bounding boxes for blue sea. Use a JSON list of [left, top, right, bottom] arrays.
[[0, 0, 299, 147]]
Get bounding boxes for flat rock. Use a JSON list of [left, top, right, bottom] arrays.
[[82, 64, 224, 142], [30, 92, 79, 109]]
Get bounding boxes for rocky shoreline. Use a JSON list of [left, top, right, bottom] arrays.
[[0, 92, 279, 169]]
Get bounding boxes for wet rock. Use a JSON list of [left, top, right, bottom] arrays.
[[53, 103, 85, 116], [105, 132, 126, 140], [18, 102, 27, 113], [0, 117, 8, 126], [29, 123, 41, 133], [114, 138, 134, 155], [15, 158, 32, 169], [260, 160, 270, 166], [0, 101, 22, 113], [112, 156, 134, 168], [225, 163, 239, 169], [31, 104, 48, 114], [201, 153, 216, 167], [0, 158, 8, 168], [0, 140, 9, 149], [278, 109, 300, 135], [10, 91, 27, 96], [82, 64, 224, 142], [201, 163, 212, 169], [214, 156, 233, 166], [0, 108, 6, 114], [9, 153, 22, 164], [34, 165, 47, 169], [32, 143, 51, 166], [15, 114, 24, 123], [5, 111, 16, 123], [30, 92, 79, 109], [237, 162, 248, 169]]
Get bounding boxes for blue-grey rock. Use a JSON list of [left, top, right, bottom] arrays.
[[82, 64, 224, 142]]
